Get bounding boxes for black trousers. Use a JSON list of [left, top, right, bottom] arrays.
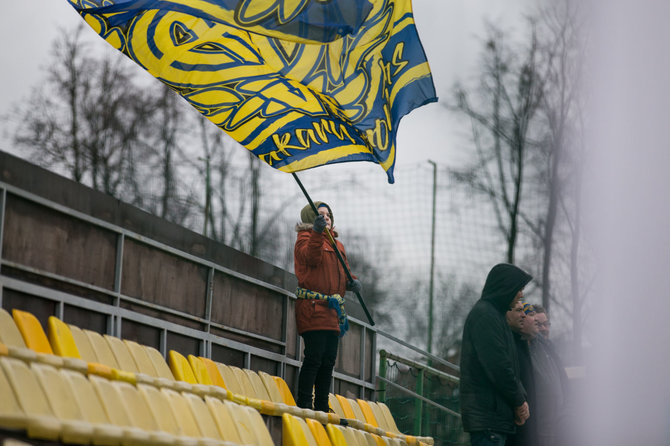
[[296, 330, 339, 412]]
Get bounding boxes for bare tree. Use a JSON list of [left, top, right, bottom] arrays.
[[13, 25, 92, 181], [153, 84, 185, 220], [536, 0, 590, 357], [248, 154, 262, 257], [13, 25, 156, 204], [344, 231, 397, 327], [434, 277, 479, 363], [449, 2, 591, 361], [449, 24, 545, 264]]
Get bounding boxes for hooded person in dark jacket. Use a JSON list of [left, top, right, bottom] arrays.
[[460, 263, 533, 446]]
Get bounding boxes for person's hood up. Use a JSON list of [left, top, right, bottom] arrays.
[[480, 263, 532, 313], [300, 201, 333, 225]]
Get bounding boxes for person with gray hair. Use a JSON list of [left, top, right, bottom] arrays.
[[505, 301, 538, 446], [533, 305, 551, 340], [524, 304, 570, 446]]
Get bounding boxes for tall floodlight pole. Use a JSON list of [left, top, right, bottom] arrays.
[[427, 160, 437, 354]]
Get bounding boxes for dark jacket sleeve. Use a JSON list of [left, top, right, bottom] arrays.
[[470, 312, 526, 407]]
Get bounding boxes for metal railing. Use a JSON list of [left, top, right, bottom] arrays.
[[376, 330, 466, 446], [0, 178, 376, 396]]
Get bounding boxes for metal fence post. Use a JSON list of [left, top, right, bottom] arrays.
[[414, 368, 424, 435], [378, 349, 388, 402]]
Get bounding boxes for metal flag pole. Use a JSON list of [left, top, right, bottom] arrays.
[[291, 172, 375, 326]]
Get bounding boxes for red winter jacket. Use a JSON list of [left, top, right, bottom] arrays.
[[294, 223, 353, 335]]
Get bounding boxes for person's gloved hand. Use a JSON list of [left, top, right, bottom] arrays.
[[313, 214, 327, 233], [347, 279, 362, 294]]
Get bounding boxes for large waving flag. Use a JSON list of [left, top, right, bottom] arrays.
[[68, 0, 437, 183]]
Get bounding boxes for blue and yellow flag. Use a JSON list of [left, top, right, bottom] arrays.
[[68, 0, 437, 183]]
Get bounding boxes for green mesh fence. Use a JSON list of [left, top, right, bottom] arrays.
[[378, 351, 468, 446]]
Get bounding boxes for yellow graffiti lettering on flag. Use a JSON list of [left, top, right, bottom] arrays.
[[68, 0, 437, 183]]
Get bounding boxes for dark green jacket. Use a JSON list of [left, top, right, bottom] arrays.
[[459, 264, 532, 434]]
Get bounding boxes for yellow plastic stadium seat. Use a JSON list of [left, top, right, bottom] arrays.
[[0, 310, 43, 364], [12, 309, 53, 355], [368, 432, 388, 446], [341, 426, 366, 446], [199, 357, 228, 389], [282, 413, 315, 446], [136, 384, 197, 446], [222, 401, 260, 446], [204, 397, 243, 444], [241, 404, 275, 446], [354, 429, 375, 446], [334, 395, 356, 419], [182, 392, 225, 442], [124, 339, 159, 377], [328, 394, 346, 418], [113, 380, 174, 445], [325, 424, 348, 446], [59, 368, 124, 446], [357, 399, 380, 427], [346, 397, 367, 423], [68, 324, 98, 364], [160, 388, 204, 439], [144, 345, 175, 380], [0, 356, 61, 440], [294, 415, 320, 446], [188, 355, 214, 385], [0, 308, 27, 349], [244, 369, 272, 401], [368, 402, 390, 431], [104, 335, 140, 373], [84, 330, 120, 369], [169, 350, 198, 384], [370, 433, 389, 446], [88, 374, 151, 445], [305, 418, 334, 446], [231, 365, 257, 398], [215, 362, 244, 395], [31, 362, 95, 445], [258, 370, 284, 403], [274, 375, 297, 406], [47, 316, 81, 360], [377, 402, 401, 433], [0, 358, 27, 431]]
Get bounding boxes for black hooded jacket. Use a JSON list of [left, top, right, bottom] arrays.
[[459, 263, 533, 434]]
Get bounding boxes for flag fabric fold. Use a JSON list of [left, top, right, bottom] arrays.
[[68, 0, 437, 183]]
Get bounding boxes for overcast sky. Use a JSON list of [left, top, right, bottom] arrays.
[[5, 3, 670, 441], [0, 0, 533, 165]]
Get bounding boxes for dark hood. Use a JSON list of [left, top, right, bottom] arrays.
[[480, 263, 532, 313]]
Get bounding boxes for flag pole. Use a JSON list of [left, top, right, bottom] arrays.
[[292, 172, 375, 326]]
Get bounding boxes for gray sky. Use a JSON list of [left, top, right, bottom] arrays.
[[0, 0, 534, 165]]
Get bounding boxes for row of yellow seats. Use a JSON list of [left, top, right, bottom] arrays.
[[0, 346, 275, 446], [327, 396, 432, 446], [0, 308, 431, 446], [166, 349, 430, 446], [328, 395, 400, 438], [0, 308, 293, 405], [282, 413, 419, 446]]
